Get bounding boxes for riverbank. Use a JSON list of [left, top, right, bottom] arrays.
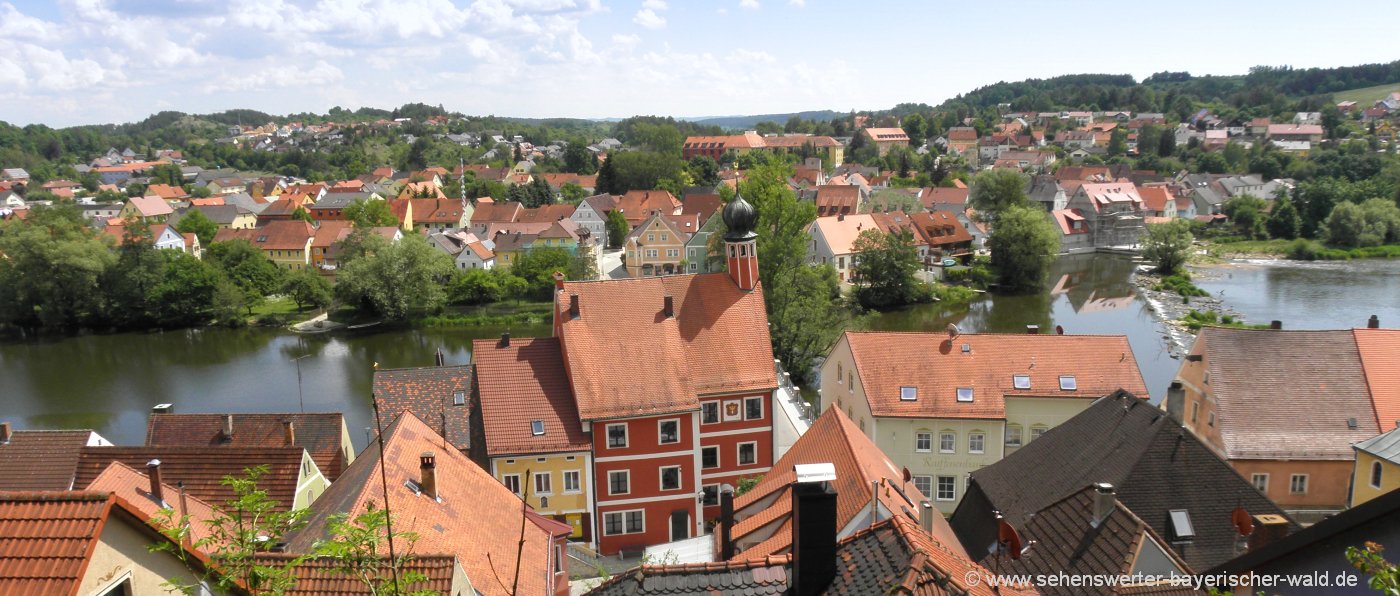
[[1206, 239, 1400, 261]]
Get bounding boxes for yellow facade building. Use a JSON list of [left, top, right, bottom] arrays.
[[1351, 428, 1400, 507]]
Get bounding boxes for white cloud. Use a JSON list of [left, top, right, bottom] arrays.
[[0, 2, 62, 42], [0, 39, 107, 93], [642, 0, 666, 9], [611, 33, 641, 49], [788, 0, 804, 5], [200, 59, 343, 94], [633, 8, 665, 29], [739, 0, 759, 9]]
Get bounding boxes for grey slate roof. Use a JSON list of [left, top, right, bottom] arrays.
[[586, 557, 790, 595], [951, 390, 1295, 573], [1354, 427, 1400, 462], [223, 192, 267, 214], [312, 192, 370, 209]]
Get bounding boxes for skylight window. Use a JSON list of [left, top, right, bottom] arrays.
[[900, 386, 917, 401], [1168, 509, 1195, 540], [1013, 375, 1031, 390], [453, 390, 465, 406], [1059, 375, 1077, 391], [956, 388, 974, 403], [531, 420, 545, 436]]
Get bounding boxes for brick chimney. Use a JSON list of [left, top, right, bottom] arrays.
[[420, 452, 438, 500], [718, 484, 736, 561], [569, 294, 579, 319], [282, 420, 296, 446], [1165, 381, 1186, 423], [791, 465, 838, 596], [0, 422, 10, 445], [499, 330, 510, 348], [663, 295, 674, 319], [1090, 483, 1115, 528], [1368, 314, 1380, 329], [1247, 514, 1290, 551], [146, 459, 165, 504], [222, 415, 234, 441]]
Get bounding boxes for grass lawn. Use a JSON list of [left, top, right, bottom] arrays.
[[249, 295, 308, 317], [1333, 83, 1400, 106]]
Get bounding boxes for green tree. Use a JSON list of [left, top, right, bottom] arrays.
[[1142, 219, 1194, 274], [902, 113, 927, 148], [851, 228, 925, 309], [311, 506, 434, 596], [687, 155, 721, 188], [0, 205, 115, 331], [1107, 129, 1128, 157], [335, 234, 454, 320], [563, 142, 598, 174], [1223, 195, 1268, 239], [595, 155, 620, 195], [175, 208, 219, 245], [1360, 197, 1400, 244], [152, 251, 234, 327], [602, 151, 686, 194], [968, 169, 1031, 223], [449, 268, 509, 305], [207, 239, 286, 314], [1266, 196, 1302, 240], [989, 204, 1060, 293], [605, 209, 629, 249], [1221, 142, 1247, 172], [345, 199, 399, 228], [510, 246, 575, 301], [1347, 541, 1400, 594], [283, 269, 333, 311], [1157, 129, 1177, 157], [1323, 201, 1373, 247], [560, 182, 589, 204]]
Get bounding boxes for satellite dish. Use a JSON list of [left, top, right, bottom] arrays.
[[997, 517, 1024, 560], [947, 323, 961, 339], [902, 467, 912, 483], [1231, 507, 1253, 537]]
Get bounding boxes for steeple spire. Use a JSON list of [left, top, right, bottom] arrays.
[[722, 191, 759, 290]]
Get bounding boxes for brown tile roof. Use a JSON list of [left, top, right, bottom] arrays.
[[920, 187, 969, 209], [681, 194, 723, 222], [1199, 327, 1381, 459], [729, 408, 961, 561], [559, 273, 777, 420], [74, 446, 308, 512], [616, 190, 681, 225], [255, 553, 461, 595], [761, 134, 841, 149], [830, 514, 1032, 596], [473, 337, 590, 456], [1055, 166, 1112, 183], [537, 173, 598, 189], [214, 220, 315, 251], [85, 461, 223, 549], [144, 413, 352, 481], [410, 198, 465, 224], [864, 128, 911, 142], [1355, 328, 1400, 433], [947, 127, 978, 142], [0, 491, 111, 595], [127, 195, 174, 217], [844, 331, 1148, 420], [518, 203, 577, 224], [259, 196, 306, 218], [1138, 185, 1175, 212], [372, 365, 475, 453], [285, 412, 564, 596], [470, 200, 523, 226], [814, 185, 859, 217], [1267, 124, 1323, 136], [310, 220, 353, 250], [810, 213, 880, 256], [909, 211, 973, 248], [0, 429, 104, 491]]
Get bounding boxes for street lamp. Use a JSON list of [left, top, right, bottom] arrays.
[[293, 354, 311, 413]]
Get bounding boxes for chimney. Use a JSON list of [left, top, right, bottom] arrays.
[[434, 348, 445, 367], [1026, 324, 1040, 334], [919, 501, 935, 535], [222, 415, 234, 440], [0, 422, 10, 445], [553, 270, 565, 292], [1270, 320, 1282, 330], [282, 420, 296, 446], [569, 294, 579, 319], [792, 463, 838, 596], [499, 330, 510, 348], [1368, 314, 1380, 329], [837, 213, 845, 222], [146, 459, 166, 504], [152, 403, 174, 414], [419, 452, 438, 500], [719, 484, 736, 561], [663, 295, 674, 319], [1090, 483, 1116, 528], [1247, 514, 1290, 551]]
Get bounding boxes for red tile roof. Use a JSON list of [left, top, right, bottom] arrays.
[[285, 412, 564, 596], [256, 553, 462, 595], [85, 461, 223, 548], [615, 190, 681, 225], [213, 220, 314, 251], [310, 220, 353, 250], [0, 491, 112, 595], [0, 430, 104, 491], [517, 203, 576, 224], [844, 331, 1147, 419], [1138, 185, 1175, 212], [75, 446, 309, 512], [681, 193, 723, 222], [408, 198, 465, 224], [473, 337, 590, 456], [909, 211, 973, 248], [1355, 328, 1400, 432], [470, 201, 523, 226], [144, 413, 352, 481], [559, 274, 777, 420], [814, 185, 859, 216], [145, 184, 187, 200], [810, 214, 880, 256], [864, 128, 910, 142], [127, 195, 174, 217], [920, 187, 969, 209], [372, 365, 476, 454]]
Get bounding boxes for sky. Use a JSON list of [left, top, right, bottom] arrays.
[[1, 0, 1397, 128]]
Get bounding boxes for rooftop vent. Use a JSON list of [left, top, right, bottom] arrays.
[[1348, 417, 1358, 429], [794, 462, 837, 484]]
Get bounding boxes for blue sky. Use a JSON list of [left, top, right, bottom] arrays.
[[1, 0, 1396, 127]]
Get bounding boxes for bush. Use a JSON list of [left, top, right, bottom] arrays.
[[1286, 239, 1322, 260], [1155, 274, 1208, 298]]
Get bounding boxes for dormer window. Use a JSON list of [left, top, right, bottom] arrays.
[[900, 386, 917, 401], [453, 390, 465, 406], [1059, 376, 1077, 391], [1012, 375, 1031, 390], [956, 388, 974, 403], [531, 420, 545, 436]]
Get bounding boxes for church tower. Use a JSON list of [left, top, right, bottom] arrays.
[[722, 192, 759, 291]]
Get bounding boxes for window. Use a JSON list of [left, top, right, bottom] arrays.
[[744, 396, 764, 420], [936, 476, 956, 501], [702, 446, 719, 469], [666, 249, 679, 258], [956, 388, 974, 402], [1190, 401, 1199, 423], [837, 363, 843, 380], [1372, 462, 1384, 489], [1012, 375, 1031, 390], [647, 234, 655, 242], [939, 432, 955, 453], [531, 420, 545, 436], [606, 424, 628, 448], [563, 470, 580, 493], [969, 432, 985, 454], [603, 510, 645, 535], [608, 470, 630, 495], [1059, 375, 1077, 391], [1030, 426, 1048, 442], [502, 474, 521, 495], [915, 431, 932, 453], [701, 484, 719, 506], [658, 419, 680, 444], [660, 233, 668, 242], [534, 472, 552, 495], [913, 475, 933, 497], [1006, 425, 1023, 447], [660, 466, 681, 491], [900, 386, 918, 401], [555, 543, 564, 574], [1289, 474, 1308, 494], [645, 249, 658, 258], [738, 442, 757, 466], [1208, 412, 1216, 427], [1251, 473, 1269, 493], [701, 402, 719, 424], [453, 390, 466, 406], [848, 372, 854, 391]]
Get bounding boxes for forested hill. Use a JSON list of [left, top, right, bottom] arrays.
[[941, 61, 1400, 115]]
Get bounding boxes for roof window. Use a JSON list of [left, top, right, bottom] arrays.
[[1012, 375, 1031, 390], [1168, 509, 1195, 541], [956, 388, 974, 403], [1059, 375, 1077, 391], [531, 420, 545, 436], [453, 390, 465, 406], [900, 386, 917, 401]]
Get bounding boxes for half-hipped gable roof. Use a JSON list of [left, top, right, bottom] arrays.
[[473, 337, 590, 457]]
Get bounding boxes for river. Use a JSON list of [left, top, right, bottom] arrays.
[[4, 254, 1396, 449]]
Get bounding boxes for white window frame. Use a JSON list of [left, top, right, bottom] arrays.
[[531, 420, 545, 436], [502, 473, 521, 496], [658, 419, 680, 445], [744, 396, 764, 420], [1289, 473, 1308, 494], [659, 465, 682, 491], [915, 431, 932, 453], [1059, 375, 1077, 391], [1012, 375, 1031, 390], [969, 432, 985, 454], [563, 470, 581, 494], [701, 402, 719, 425], [606, 423, 628, 449], [900, 386, 917, 401], [1251, 473, 1269, 493], [1030, 426, 1048, 442], [607, 470, 630, 496], [534, 471, 552, 495], [956, 387, 974, 402], [737, 441, 757, 466], [939, 431, 956, 454], [1006, 425, 1023, 447], [935, 476, 956, 501], [912, 475, 933, 497], [701, 446, 719, 469], [453, 390, 466, 405], [603, 509, 646, 536]]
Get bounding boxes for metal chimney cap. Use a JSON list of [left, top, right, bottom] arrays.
[[795, 463, 836, 484]]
